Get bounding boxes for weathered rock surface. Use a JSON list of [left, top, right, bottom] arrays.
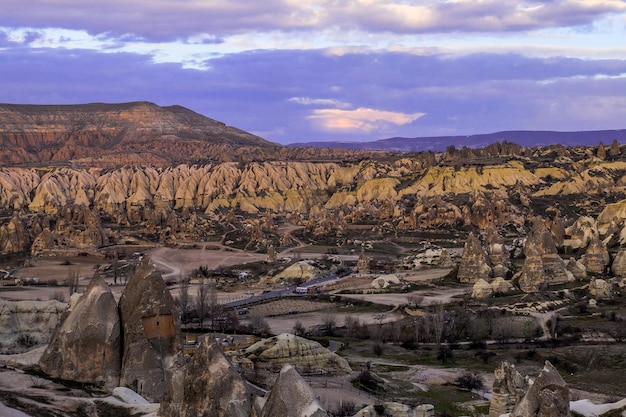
[[259, 364, 328, 417], [581, 233, 610, 274], [485, 225, 510, 278], [510, 361, 570, 417], [589, 277, 612, 298], [118, 257, 182, 402], [458, 232, 492, 283], [471, 278, 494, 299], [491, 277, 515, 294], [160, 339, 251, 417], [353, 402, 435, 417], [242, 333, 351, 375], [518, 218, 573, 293], [268, 261, 321, 284], [564, 216, 596, 250], [566, 257, 588, 280], [489, 361, 527, 417], [372, 274, 401, 289], [611, 248, 626, 276], [39, 273, 121, 390]]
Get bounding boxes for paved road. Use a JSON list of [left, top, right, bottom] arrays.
[[224, 274, 344, 309]]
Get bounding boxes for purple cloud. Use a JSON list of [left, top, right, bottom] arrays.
[[0, 1, 624, 41], [1, 46, 625, 143]]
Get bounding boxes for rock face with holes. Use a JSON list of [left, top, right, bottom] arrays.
[[259, 364, 328, 417], [39, 273, 121, 390], [159, 339, 251, 417], [457, 232, 492, 283], [510, 361, 570, 417], [118, 256, 182, 402]]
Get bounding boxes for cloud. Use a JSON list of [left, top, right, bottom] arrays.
[[288, 97, 351, 108], [0, 0, 624, 42], [307, 107, 425, 133]]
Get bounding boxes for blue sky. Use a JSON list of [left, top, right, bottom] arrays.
[[1, 1, 626, 144]]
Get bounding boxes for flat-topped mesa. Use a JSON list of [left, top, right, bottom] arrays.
[[458, 232, 492, 283], [39, 272, 121, 390], [0, 101, 275, 166], [517, 217, 574, 293], [118, 256, 182, 402], [159, 339, 251, 417]]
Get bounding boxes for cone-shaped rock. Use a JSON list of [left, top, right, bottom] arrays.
[[159, 339, 251, 417], [489, 361, 527, 417], [581, 233, 610, 274], [458, 232, 492, 283], [611, 248, 626, 276], [260, 364, 328, 417], [119, 256, 182, 402], [39, 272, 121, 390], [518, 218, 573, 293], [510, 361, 570, 417], [485, 225, 510, 278], [566, 258, 587, 280]]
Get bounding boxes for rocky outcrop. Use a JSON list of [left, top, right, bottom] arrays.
[[372, 274, 401, 289], [581, 234, 610, 274], [259, 364, 328, 417], [0, 299, 66, 354], [242, 333, 351, 375], [0, 212, 30, 253], [485, 225, 510, 278], [489, 361, 527, 417], [39, 273, 121, 390], [118, 257, 182, 402], [160, 339, 251, 417], [268, 261, 321, 284], [589, 278, 612, 298], [510, 361, 570, 417], [517, 218, 573, 293], [354, 402, 435, 417], [611, 248, 626, 276], [566, 258, 587, 280], [471, 278, 494, 299], [491, 277, 515, 294], [457, 232, 492, 283], [564, 216, 596, 250]]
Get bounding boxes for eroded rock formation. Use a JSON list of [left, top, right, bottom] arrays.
[[458, 232, 492, 283], [39, 273, 121, 390], [510, 361, 570, 417], [259, 364, 328, 417], [581, 233, 610, 275], [489, 361, 527, 417], [118, 257, 182, 401], [160, 339, 251, 417], [0, 299, 65, 354], [242, 333, 351, 375], [517, 218, 573, 293]]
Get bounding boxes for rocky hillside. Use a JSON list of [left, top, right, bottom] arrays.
[[0, 102, 272, 166], [0, 140, 624, 256]]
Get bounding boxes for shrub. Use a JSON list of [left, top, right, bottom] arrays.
[[455, 372, 484, 391]]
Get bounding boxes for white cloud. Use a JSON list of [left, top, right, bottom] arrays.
[[288, 97, 351, 108], [308, 107, 425, 133]]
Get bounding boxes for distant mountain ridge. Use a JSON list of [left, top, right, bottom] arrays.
[[288, 129, 626, 152], [0, 101, 276, 166]]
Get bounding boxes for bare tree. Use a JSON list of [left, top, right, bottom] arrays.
[[293, 320, 306, 336], [344, 315, 360, 338], [196, 279, 209, 325], [209, 279, 219, 329], [67, 267, 80, 297], [322, 314, 337, 336], [179, 273, 190, 321], [431, 303, 444, 346]]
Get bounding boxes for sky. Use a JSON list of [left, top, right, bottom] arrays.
[[1, 1, 626, 145]]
